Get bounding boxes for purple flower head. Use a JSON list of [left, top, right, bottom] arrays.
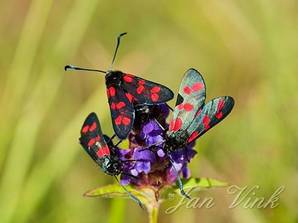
[[118, 104, 197, 190], [140, 120, 164, 147]]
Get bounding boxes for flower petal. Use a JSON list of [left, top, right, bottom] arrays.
[[120, 174, 131, 186], [131, 169, 139, 177], [147, 135, 163, 146], [157, 149, 165, 157], [133, 148, 156, 162], [142, 122, 155, 134], [135, 161, 151, 174], [182, 165, 191, 179]]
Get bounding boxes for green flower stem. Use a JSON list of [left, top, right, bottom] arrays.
[[148, 205, 159, 223]]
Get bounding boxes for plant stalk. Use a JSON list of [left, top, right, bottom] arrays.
[[148, 205, 159, 223]]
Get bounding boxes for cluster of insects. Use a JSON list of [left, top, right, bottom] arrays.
[[65, 33, 234, 208]]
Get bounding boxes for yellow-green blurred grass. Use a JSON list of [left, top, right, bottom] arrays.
[[0, 0, 297, 222]]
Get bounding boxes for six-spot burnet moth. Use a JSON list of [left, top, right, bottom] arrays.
[[79, 112, 144, 208], [166, 68, 234, 148], [65, 33, 174, 140], [147, 68, 234, 198]]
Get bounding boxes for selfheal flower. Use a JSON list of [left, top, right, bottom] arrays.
[[119, 104, 198, 191]]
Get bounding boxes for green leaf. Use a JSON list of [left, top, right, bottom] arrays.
[[83, 184, 156, 206], [84, 184, 143, 198], [84, 184, 166, 213]]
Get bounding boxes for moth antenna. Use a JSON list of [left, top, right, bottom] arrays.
[[110, 32, 127, 70], [168, 157, 191, 200], [114, 176, 145, 209], [64, 64, 106, 74]]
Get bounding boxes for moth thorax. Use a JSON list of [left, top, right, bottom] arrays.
[[102, 157, 121, 176], [105, 70, 123, 85], [135, 105, 150, 114], [165, 132, 188, 151]]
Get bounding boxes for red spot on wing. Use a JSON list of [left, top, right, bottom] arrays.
[[125, 93, 134, 103], [138, 80, 145, 85], [151, 93, 159, 102], [123, 75, 133, 83], [97, 145, 110, 158], [217, 99, 225, 110], [203, 115, 211, 129], [183, 86, 192, 95], [108, 87, 116, 97], [169, 119, 175, 131], [112, 102, 126, 110], [97, 149, 104, 157], [116, 102, 126, 109], [102, 146, 110, 156], [192, 82, 204, 91], [151, 86, 160, 93], [111, 102, 116, 110], [184, 103, 194, 111], [172, 118, 182, 132], [82, 125, 89, 133], [88, 138, 96, 147], [216, 112, 223, 119], [177, 103, 184, 110], [115, 115, 131, 126], [115, 116, 122, 125], [122, 117, 131, 125], [188, 131, 199, 143], [215, 99, 225, 119], [137, 85, 144, 94], [89, 122, 97, 131]]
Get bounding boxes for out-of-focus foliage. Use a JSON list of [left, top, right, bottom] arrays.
[[0, 0, 297, 222]]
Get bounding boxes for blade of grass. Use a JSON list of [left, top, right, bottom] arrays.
[[0, 0, 54, 221], [0, 1, 100, 222], [0, 0, 54, 170]]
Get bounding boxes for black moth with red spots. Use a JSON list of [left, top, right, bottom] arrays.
[[65, 33, 174, 140], [106, 70, 173, 139], [165, 68, 234, 151], [79, 112, 144, 208], [79, 112, 122, 175]]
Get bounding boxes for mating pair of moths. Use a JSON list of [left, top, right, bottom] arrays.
[[66, 33, 234, 205]]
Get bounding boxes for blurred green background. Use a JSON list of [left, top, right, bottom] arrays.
[[0, 0, 297, 222]]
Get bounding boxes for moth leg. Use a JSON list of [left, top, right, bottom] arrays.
[[115, 140, 123, 147], [105, 134, 117, 145], [169, 157, 191, 199], [114, 176, 144, 209], [111, 134, 117, 140]]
